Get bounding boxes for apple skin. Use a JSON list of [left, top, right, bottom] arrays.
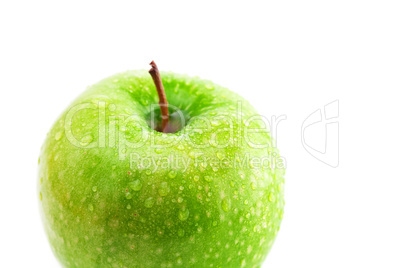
[[38, 70, 285, 268]]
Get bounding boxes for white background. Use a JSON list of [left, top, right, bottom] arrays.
[[1, 1, 401, 267]]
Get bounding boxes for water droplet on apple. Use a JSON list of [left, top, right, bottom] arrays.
[[209, 139, 218, 147], [155, 148, 163, 154], [244, 199, 249, 205], [55, 131, 63, 141], [158, 182, 170, 196], [177, 197, 184, 203], [178, 229, 185, 237], [221, 197, 231, 212], [205, 84, 214, 91], [188, 151, 199, 159], [168, 170, 177, 178], [88, 204, 94, 211], [125, 192, 133, 199], [204, 176, 212, 182], [178, 208, 189, 221], [251, 182, 257, 190], [241, 259, 246, 267], [92, 186, 97, 192], [126, 204, 131, 210], [177, 144, 185, 150], [129, 180, 142, 191], [176, 257, 183, 265], [144, 197, 154, 208], [194, 176, 199, 182], [80, 135, 93, 147], [216, 152, 224, 160], [269, 192, 275, 203], [211, 120, 220, 127]]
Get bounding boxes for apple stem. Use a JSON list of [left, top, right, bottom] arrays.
[[149, 61, 169, 133]]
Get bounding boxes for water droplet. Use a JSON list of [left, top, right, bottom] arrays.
[[244, 200, 249, 205], [178, 208, 190, 221], [80, 135, 93, 147], [204, 176, 212, 182], [168, 170, 177, 178], [146, 170, 152, 175], [126, 204, 131, 209], [177, 145, 185, 150], [55, 131, 63, 141], [206, 84, 215, 91], [241, 259, 246, 267], [216, 152, 224, 160], [129, 180, 142, 191], [221, 197, 231, 212], [179, 186, 184, 191], [177, 257, 183, 265], [144, 197, 154, 208], [177, 197, 184, 203], [189, 151, 203, 159], [251, 182, 257, 190], [209, 139, 218, 147], [125, 192, 133, 199], [211, 120, 220, 127], [213, 221, 218, 226], [178, 229, 185, 237], [246, 213, 251, 219], [194, 176, 199, 182], [158, 182, 170, 196], [92, 186, 97, 192], [155, 148, 163, 154], [239, 172, 245, 179], [88, 204, 94, 211], [269, 192, 275, 203]]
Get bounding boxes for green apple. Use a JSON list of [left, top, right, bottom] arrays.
[[38, 63, 285, 268]]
